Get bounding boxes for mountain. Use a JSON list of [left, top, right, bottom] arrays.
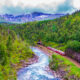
[[0, 12, 65, 23]]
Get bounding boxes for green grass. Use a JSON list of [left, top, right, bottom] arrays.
[[50, 54, 80, 79]]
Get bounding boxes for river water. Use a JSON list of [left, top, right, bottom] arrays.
[[17, 47, 60, 80]]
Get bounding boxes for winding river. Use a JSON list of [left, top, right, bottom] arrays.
[[17, 47, 60, 80]]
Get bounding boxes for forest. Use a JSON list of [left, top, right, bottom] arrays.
[[0, 25, 33, 79], [7, 11, 80, 52]]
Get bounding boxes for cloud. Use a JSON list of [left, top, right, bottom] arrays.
[[56, 0, 75, 14], [0, 0, 66, 14], [0, 0, 80, 14], [0, 0, 66, 7], [72, 0, 80, 10]]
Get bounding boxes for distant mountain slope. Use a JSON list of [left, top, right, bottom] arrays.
[[9, 11, 80, 50], [0, 12, 65, 23]]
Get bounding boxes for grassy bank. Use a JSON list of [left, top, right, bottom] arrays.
[[50, 54, 80, 80]]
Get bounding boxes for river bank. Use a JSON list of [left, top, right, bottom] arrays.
[[12, 54, 39, 71], [17, 47, 62, 80], [15, 46, 53, 72], [37, 45, 80, 80], [35, 46, 63, 79]]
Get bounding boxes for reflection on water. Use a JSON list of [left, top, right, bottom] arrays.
[[17, 47, 60, 80]]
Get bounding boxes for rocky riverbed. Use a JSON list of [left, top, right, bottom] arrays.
[[17, 47, 61, 80], [11, 54, 39, 71]]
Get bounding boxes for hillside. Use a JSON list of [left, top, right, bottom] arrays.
[[0, 25, 33, 79], [8, 11, 80, 52]]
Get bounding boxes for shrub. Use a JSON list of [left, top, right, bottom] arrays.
[[66, 40, 80, 52], [0, 43, 7, 65]]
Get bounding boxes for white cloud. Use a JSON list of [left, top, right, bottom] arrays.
[[0, 0, 79, 14], [0, 0, 66, 8], [72, 0, 80, 10]]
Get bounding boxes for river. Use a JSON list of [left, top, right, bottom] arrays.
[[17, 47, 60, 80]]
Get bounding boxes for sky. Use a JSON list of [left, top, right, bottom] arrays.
[[0, 0, 80, 14]]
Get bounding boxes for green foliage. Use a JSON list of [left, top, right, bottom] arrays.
[[0, 43, 7, 65], [7, 35, 13, 50], [0, 27, 33, 79], [50, 54, 59, 70], [52, 24, 57, 32], [8, 11, 80, 48], [65, 19, 71, 26], [50, 54, 80, 79], [66, 40, 80, 52]]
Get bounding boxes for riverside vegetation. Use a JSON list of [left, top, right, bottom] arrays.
[[0, 11, 80, 79], [0, 25, 34, 80]]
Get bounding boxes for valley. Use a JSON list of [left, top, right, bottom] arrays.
[[0, 11, 80, 80]]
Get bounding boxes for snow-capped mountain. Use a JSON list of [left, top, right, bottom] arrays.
[[0, 12, 65, 23]]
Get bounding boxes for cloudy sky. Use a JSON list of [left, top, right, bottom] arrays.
[[0, 0, 80, 14]]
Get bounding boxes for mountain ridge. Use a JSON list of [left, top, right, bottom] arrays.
[[0, 12, 66, 23]]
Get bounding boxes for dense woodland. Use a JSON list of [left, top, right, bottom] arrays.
[[6, 11, 80, 52], [0, 25, 33, 79], [0, 11, 80, 79]]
